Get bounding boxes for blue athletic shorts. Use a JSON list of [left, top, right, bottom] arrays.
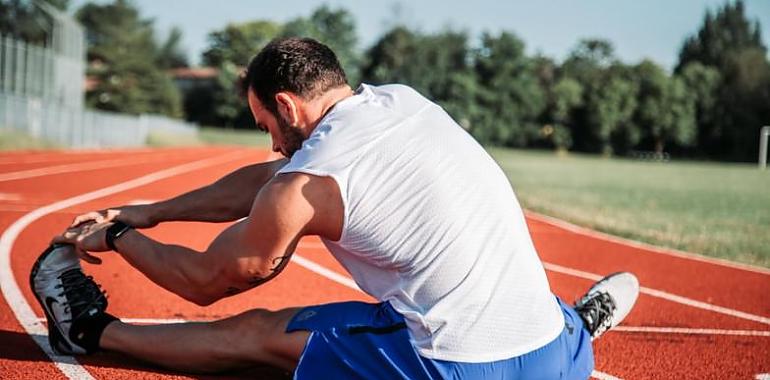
[[286, 297, 594, 379]]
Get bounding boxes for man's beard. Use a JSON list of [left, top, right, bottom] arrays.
[[277, 114, 305, 158]]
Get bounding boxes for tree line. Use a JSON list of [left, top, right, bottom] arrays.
[[2, 0, 768, 161]]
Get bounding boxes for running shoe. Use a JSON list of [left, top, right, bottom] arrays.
[[30, 244, 109, 354], [574, 272, 639, 340]]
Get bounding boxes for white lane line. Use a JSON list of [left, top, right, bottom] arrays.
[[0, 149, 253, 380], [0, 192, 22, 201], [592, 370, 622, 380], [0, 152, 202, 182], [756, 373, 770, 380], [292, 254, 361, 291], [526, 211, 770, 276], [544, 262, 770, 326], [612, 326, 770, 337], [126, 199, 157, 206]]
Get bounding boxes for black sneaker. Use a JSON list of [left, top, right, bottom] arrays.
[[30, 244, 109, 354], [574, 272, 639, 340]]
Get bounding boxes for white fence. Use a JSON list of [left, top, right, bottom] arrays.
[[0, 91, 198, 148], [1, 33, 84, 108], [0, 31, 197, 148]]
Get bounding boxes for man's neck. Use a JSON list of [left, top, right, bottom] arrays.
[[303, 85, 355, 136]]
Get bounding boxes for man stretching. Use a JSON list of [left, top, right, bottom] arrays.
[[32, 37, 639, 379]]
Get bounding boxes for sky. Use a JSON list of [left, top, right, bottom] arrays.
[[69, 0, 770, 70]]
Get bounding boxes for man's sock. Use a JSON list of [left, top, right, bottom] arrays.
[[70, 312, 119, 354]]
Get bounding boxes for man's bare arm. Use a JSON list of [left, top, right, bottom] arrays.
[[71, 158, 288, 228], [57, 172, 343, 306]]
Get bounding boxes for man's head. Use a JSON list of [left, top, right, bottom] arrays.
[[241, 37, 349, 157]]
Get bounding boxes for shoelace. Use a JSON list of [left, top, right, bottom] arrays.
[[575, 291, 616, 338], [55, 269, 107, 322]]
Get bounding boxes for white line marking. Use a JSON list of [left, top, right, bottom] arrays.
[[527, 211, 770, 275], [544, 262, 770, 326], [0, 192, 22, 201], [612, 326, 770, 337], [0, 149, 252, 380], [292, 254, 361, 291], [0, 205, 35, 212], [592, 370, 622, 380], [126, 199, 157, 206], [755, 373, 770, 380], [0, 153, 201, 182]]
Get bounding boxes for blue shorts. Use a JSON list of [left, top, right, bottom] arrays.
[[286, 297, 594, 379]]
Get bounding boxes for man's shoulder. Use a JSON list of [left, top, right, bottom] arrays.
[[263, 171, 343, 239]]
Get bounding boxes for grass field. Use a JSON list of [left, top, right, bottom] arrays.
[[490, 148, 770, 268]]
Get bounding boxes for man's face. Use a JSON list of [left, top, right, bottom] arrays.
[[247, 90, 306, 158]]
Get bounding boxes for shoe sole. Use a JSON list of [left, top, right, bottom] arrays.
[[29, 244, 75, 355]]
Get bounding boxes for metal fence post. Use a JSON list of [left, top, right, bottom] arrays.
[[760, 126, 770, 170]]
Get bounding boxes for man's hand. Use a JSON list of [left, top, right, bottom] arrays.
[[70, 205, 157, 229], [52, 221, 114, 264]]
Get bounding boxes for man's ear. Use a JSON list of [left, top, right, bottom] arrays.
[[275, 92, 300, 126]]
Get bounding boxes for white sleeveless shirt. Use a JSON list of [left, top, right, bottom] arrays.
[[277, 84, 563, 362]]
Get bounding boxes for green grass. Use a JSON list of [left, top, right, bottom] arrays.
[[489, 148, 770, 268], [146, 127, 271, 148], [146, 130, 203, 147], [0, 129, 59, 150], [198, 127, 271, 147]]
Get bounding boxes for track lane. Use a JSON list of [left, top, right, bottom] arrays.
[[2, 146, 769, 379]]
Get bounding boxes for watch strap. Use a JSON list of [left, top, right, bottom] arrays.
[[105, 221, 133, 251]]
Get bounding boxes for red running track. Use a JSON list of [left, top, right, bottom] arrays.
[[0, 146, 767, 380]]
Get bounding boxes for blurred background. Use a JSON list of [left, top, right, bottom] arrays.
[[0, 0, 768, 267]]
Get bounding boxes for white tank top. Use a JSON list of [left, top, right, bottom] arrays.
[[277, 84, 563, 362]]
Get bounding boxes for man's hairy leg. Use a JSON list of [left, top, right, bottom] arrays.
[[99, 307, 309, 373]]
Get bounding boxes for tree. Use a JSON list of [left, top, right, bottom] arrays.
[[0, 0, 69, 44], [76, 0, 181, 116], [676, 0, 770, 161], [197, 20, 281, 127], [677, 0, 765, 72], [677, 62, 721, 155], [471, 31, 545, 147], [360, 26, 419, 85], [586, 70, 638, 155], [156, 26, 188, 69], [539, 76, 582, 150], [632, 60, 696, 154], [201, 20, 281, 67], [281, 5, 360, 85], [562, 39, 639, 154]]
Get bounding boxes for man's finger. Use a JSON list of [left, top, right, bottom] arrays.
[[70, 212, 104, 227], [51, 234, 73, 245], [78, 247, 102, 265]]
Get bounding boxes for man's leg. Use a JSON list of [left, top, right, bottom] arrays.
[[99, 307, 310, 373]]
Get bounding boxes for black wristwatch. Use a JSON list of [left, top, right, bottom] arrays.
[[105, 221, 133, 252]]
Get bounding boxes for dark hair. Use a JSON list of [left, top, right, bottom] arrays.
[[240, 37, 348, 115]]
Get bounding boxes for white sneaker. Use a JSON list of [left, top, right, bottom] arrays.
[[574, 272, 639, 340], [30, 244, 108, 354]]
